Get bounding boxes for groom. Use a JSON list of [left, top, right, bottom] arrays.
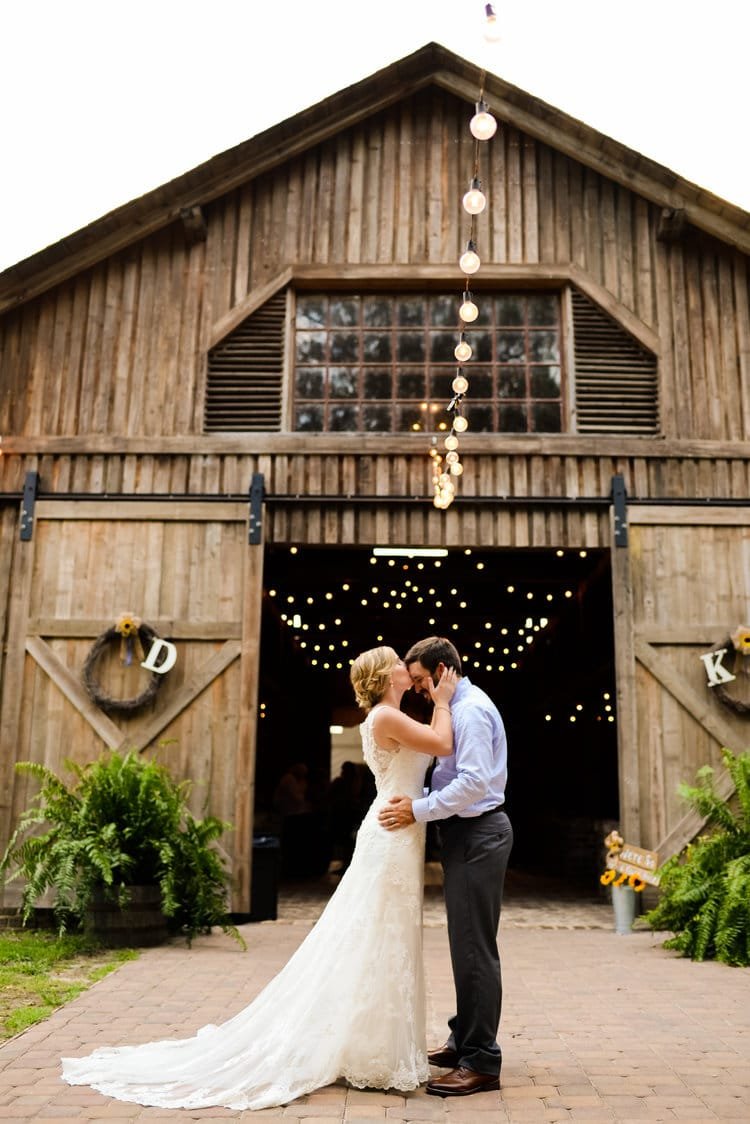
[[378, 636, 513, 1097]]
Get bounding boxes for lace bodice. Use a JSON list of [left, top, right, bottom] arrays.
[[360, 705, 432, 798]]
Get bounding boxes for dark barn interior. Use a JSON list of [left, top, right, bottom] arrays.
[[256, 544, 619, 894]]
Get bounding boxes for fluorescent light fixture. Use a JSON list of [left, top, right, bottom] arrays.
[[372, 547, 449, 558]]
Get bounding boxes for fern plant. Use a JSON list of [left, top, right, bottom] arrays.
[[1, 750, 243, 947], [645, 747, 750, 966]]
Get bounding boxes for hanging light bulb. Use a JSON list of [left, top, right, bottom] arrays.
[[453, 415, 469, 433], [470, 100, 498, 141], [450, 462, 464, 476], [454, 333, 473, 362], [445, 433, 459, 451], [462, 177, 486, 215], [459, 290, 479, 322], [459, 239, 481, 275], [484, 2, 502, 42], [452, 373, 469, 395], [445, 451, 460, 465]]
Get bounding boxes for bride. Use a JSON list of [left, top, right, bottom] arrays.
[[62, 646, 457, 1110]]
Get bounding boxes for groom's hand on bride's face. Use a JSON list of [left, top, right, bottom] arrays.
[[378, 796, 416, 831]]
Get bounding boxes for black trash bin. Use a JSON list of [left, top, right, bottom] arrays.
[[249, 835, 281, 922]]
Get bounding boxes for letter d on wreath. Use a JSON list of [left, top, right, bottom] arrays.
[[141, 638, 177, 675]]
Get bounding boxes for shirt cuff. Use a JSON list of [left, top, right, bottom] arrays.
[[411, 796, 430, 823]]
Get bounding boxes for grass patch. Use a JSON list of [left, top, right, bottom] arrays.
[[0, 930, 138, 1039]]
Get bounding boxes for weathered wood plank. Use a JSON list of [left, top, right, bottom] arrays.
[[347, 131, 366, 264], [600, 177, 618, 296], [521, 135, 539, 262], [628, 506, 750, 526], [536, 144, 555, 263], [0, 528, 36, 870], [635, 626, 737, 645], [26, 620, 239, 638], [621, 592, 649, 845], [233, 541, 265, 912], [506, 127, 523, 263], [34, 501, 245, 521], [0, 507, 18, 752], [732, 251, 750, 440], [615, 187, 634, 313], [314, 140, 333, 263]]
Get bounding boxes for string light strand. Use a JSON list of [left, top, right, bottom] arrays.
[[433, 6, 499, 509]]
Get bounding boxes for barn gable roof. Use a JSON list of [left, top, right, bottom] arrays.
[[1, 41, 748, 314]]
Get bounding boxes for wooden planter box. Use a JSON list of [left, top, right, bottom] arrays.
[[86, 885, 168, 948]]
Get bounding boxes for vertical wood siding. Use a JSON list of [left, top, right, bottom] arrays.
[[2, 450, 749, 509]]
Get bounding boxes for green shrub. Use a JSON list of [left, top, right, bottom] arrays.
[[1, 749, 244, 947], [645, 747, 750, 966]]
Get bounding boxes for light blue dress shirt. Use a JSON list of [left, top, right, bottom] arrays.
[[411, 676, 507, 822]]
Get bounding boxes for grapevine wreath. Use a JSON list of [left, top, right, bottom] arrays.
[[83, 614, 164, 714]]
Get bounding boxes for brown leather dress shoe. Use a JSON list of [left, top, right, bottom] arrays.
[[427, 1043, 459, 1067], [426, 1065, 500, 1097]]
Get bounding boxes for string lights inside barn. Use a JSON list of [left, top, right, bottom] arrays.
[[432, 3, 500, 510], [265, 544, 617, 726]]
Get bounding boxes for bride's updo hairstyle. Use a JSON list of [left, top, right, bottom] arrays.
[[350, 646, 398, 712]]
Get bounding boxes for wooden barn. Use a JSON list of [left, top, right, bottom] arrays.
[[1, 44, 748, 912]]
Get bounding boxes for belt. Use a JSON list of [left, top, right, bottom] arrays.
[[441, 804, 505, 825]]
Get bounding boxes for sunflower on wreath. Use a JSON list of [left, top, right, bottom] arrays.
[[82, 613, 163, 715]]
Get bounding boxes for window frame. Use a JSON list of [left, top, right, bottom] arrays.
[[287, 287, 568, 436]]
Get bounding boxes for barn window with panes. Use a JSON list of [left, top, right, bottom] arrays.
[[294, 292, 562, 434], [204, 287, 658, 434]]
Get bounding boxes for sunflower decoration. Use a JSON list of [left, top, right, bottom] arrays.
[[115, 613, 145, 666], [600, 869, 646, 891], [730, 625, 750, 655]]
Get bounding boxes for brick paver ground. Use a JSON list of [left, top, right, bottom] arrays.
[[1, 885, 748, 1123]]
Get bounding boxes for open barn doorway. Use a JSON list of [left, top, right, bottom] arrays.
[[255, 544, 618, 899]]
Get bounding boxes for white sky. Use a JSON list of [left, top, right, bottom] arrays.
[[1, 0, 747, 273]]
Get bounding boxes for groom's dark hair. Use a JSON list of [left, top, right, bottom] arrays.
[[404, 636, 462, 675]]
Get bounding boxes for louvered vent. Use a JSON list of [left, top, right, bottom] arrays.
[[572, 289, 659, 435], [204, 290, 286, 432]]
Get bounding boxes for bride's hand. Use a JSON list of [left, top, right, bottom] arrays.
[[429, 666, 457, 707]]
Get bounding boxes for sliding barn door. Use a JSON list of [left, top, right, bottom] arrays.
[[611, 505, 750, 858], [0, 499, 263, 911]]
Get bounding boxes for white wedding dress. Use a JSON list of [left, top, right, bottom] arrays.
[[62, 707, 431, 1110]]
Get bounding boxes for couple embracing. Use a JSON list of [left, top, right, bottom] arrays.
[[63, 636, 513, 1110]]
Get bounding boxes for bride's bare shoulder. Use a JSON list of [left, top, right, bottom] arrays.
[[370, 705, 401, 751]]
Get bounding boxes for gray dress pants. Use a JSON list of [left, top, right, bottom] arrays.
[[438, 808, 513, 1077]]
